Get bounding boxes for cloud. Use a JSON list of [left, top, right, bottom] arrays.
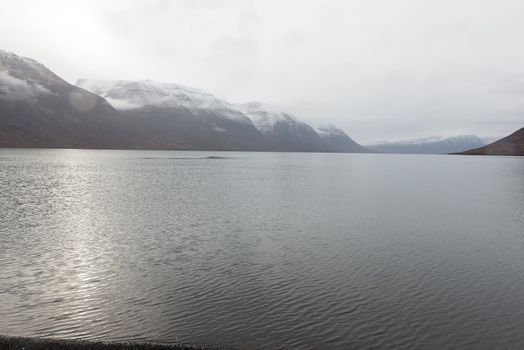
[[0, 69, 51, 102], [105, 97, 143, 110]]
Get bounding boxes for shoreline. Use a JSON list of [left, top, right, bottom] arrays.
[[0, 336, 226, 350]]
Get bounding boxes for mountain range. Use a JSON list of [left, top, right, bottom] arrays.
[[455, 127, 524, 156], [0, 49, 370, 153], [367, 135, 491, 155], [1, 49, 522, 155]]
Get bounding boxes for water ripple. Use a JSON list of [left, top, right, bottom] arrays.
[[1, 149, 524, 349]]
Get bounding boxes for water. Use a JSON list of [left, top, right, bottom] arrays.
[[1, 149, 523, 350]]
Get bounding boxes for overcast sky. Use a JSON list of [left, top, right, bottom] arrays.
[[1, 0, 523, 143]]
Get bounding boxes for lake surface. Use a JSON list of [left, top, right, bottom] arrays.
[[1, 149, 523, 350]]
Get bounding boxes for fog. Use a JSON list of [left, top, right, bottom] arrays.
[[1, 0, 523, 142]]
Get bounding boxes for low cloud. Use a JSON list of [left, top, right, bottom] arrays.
[[105, 97, 143, 110], [0, 69, 51, 102]]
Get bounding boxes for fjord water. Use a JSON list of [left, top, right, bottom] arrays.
[[1, 149, 523, 350]]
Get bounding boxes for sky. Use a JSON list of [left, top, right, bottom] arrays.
[[1, 0, 523, 143]]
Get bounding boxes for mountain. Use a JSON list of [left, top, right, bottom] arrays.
[[1, 49, 368, 152], [315, 124, 373, 153], [235, 102, 326, 152], [368, 135, 489, 154], [0, 49, 142, 149], [76, 79, 268, 151], [455, 128, 524, 156], [235, 102, 370, 153]]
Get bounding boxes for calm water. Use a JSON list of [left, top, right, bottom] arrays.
[[1, 149, 523, 350]]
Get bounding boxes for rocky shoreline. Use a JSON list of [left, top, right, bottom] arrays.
[[0, 336, 225, 350]]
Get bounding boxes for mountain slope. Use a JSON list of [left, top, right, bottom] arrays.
[[315, 125, 372, 153], [235, 102, 370, 153], [77, 79, 268, 151], [0, 49, 144, 149], [234, 102, 326, 152], [368, 135, 489, 154], [455, 128, 524, 155]]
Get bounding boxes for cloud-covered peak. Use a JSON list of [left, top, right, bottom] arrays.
[[234, 101, 301, 134], [0, 49, 55, 101], [76, 79, 250, 123]]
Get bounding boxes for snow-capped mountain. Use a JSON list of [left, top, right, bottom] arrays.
[[315, 124, 372, 153], [234, 101, 301, 133], [0, 49, 370, 152], [235, 102, 327, 152], [76, 79, 250, 123], [0, 49, 64, 91], [77, 79, 268, 151], [315, 124, 347, 138], [0, 49, 142, 149], [368, 135, 490, 154], [234, 102, 370, 152]]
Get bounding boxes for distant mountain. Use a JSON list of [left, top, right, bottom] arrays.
[[315, 124, 373, 153], [368, 135, 489, 154], [455, 128, 524, 156], [0, 49, 142, 149], [235, 102, 370, 153], [77, 79, 268, 151]]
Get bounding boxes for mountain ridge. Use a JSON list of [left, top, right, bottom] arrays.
[[367, 135, 490, 154], [76, 78, 268, 151], [0, 49, 370, 152]]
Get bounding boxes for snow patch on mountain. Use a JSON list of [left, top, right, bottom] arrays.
[[0, 49, 55, 101], [315, 124, 347, 137], [76, 79, 250, 123], [235, 101, 303, 134], [104, 97, 143, 110], [0, 48, 64, 85]]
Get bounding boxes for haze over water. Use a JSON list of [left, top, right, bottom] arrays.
[[1, 149, 524, 350]]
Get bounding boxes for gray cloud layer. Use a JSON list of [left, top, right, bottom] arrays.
[[1, 0, 523, 142]]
